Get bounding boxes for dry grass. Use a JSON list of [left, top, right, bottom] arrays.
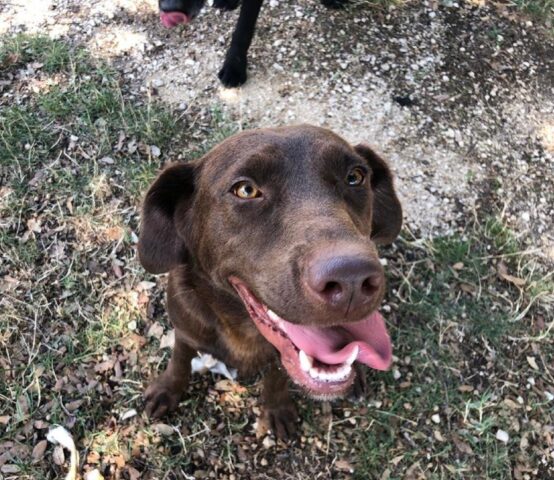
[[0, 34, 553, 480]]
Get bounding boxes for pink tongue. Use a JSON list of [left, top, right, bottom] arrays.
[[160, 11, 189, 28], [281, 312, 392, 371]]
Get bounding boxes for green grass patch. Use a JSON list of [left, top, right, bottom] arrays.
[[509, 0, 554, 24], [0, 34, 181, 193], [0, 34, 81, 73], [353, 216, 552, 478], [396, 220, 530, 344]]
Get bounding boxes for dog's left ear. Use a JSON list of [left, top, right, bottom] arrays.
[[138, 162, 197, 274], [354, 144, 402, 245]]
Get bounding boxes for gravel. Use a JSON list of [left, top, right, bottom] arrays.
[[1, 0, 553, 257]]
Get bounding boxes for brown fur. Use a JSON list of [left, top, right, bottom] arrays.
[[139, 125, 402, 437]]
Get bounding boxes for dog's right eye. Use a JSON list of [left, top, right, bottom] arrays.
[[232, 181, 262, 199]]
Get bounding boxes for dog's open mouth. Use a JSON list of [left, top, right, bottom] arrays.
[[230, 278, 392, 397], [160, 11, 191, 28]]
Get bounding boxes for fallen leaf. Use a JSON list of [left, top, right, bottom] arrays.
[[87, 451, 101, 464], [27, 217, 42, 234], [1, 465, 20, 474], [497, 262, 525, 287], [159, 330, 175, 349], [335, 459, 354, 472], [104, 226, 124, 241], [458, 385, 474, 393], [147, 322, 164, 339], [95, 358, 115, 374], [503, 398, 520, 410], [66, 400, 84, 412], [137, 281, 156, 291], [452, 262, 464, 270], [112, 454, 125, 468], [32, 440, 47, 461], [452, 434, 473, 454], [526, 356, 539, 371], [460, 283, 476, 294], [390, 454, 404, 466], [127, 466, 141, 480], [152, 424, 174, 436]]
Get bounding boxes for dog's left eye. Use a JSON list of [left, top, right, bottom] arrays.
[[232, 181, 262, 199], [345, 167, 366, 186]]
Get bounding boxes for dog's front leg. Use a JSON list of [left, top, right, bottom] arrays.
[[259, 362, 298, 439], [218, 0, 264, 87], [144, 333, 196, 418]]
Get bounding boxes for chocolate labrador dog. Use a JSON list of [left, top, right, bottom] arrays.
[[139, 125, 402, 438], [158, 0, 346, 87]]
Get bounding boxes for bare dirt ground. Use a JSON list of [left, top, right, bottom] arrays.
[[1, 0, 553, 479], [1, 0, 553, 240]]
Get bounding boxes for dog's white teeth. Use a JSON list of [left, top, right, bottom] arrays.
[[308, 364, 352, 382], [335, 364, 352, 379], [346, 346, 359, 366], [267, 309, 281, 322], [299, 350, 314, 372], [309, 366, 320, 379]]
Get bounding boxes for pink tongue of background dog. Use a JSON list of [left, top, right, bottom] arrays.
[[160, 11, 189, 28], [281, 312, 392, 370]]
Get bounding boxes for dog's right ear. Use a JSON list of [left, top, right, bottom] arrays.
[[138, 162, 196, 274]]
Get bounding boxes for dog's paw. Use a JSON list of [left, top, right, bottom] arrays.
[[144, 377, 183, 418], [349, 364, 368, 402], [218, 58, 247, 88], [320, 0, 348, 8], [261, 402, 299, 440], [213, 0, 240, 10]]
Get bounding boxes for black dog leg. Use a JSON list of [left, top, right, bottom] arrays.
[[218, 0, 263, 87], [320, 0, 348, 9], [213, 0, 240, 10]]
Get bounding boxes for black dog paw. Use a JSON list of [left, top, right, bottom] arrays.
[[213, 0, 240, 10], [321, 0, 348, 8], [218, 58, 247, 87]]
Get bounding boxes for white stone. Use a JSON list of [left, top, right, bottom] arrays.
[[496, 429, 509, 443]]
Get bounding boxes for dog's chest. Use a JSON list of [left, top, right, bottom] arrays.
[[218, 321, 276, 374]]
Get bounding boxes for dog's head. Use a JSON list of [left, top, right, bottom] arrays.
[[158, 0, 205, 27], [139, 125, 402, 398]]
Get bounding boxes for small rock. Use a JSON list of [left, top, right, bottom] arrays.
[[120, 409, 137, 421], [150, 145, 161, 157], [262, 436, 276, 448], [496, 429, 509, 443]]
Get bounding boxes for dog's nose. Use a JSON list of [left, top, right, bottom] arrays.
[[305, 254, 383, 312]]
